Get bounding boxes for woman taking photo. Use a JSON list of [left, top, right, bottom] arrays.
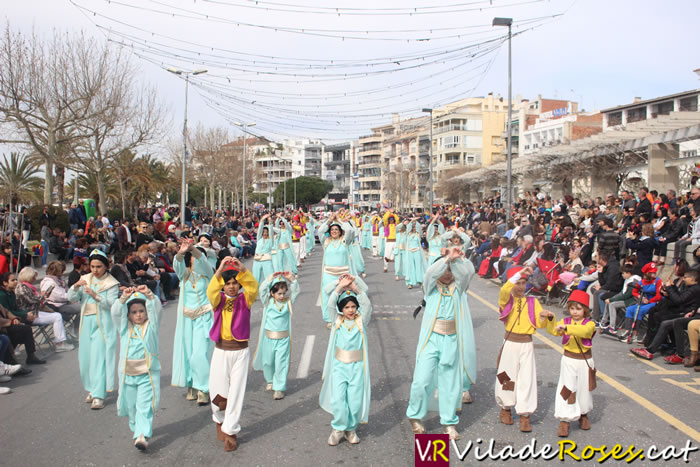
[[0, 272, 45, 364]]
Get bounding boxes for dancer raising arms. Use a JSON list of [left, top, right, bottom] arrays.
[[253, 214, 275, 285], [172, 240, 215, 406], [317, 210, 354, 328]]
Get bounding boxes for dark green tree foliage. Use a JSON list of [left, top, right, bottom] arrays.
[[272, 176, 333, 207]]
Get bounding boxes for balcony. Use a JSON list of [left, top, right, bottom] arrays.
[[359, 134, 382, 143]]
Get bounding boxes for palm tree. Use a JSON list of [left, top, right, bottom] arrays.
[[0, 152, 44, 206], [77, 171, 120, 211]]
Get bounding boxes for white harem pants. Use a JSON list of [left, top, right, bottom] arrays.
[[209, 347, 249, 436], [494, 340, 537, 416], [554, 355, 594, 422]]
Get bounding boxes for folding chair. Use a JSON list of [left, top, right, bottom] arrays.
[[32, 323, 56, 352]]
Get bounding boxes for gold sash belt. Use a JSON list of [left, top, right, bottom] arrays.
[[83, 303, 98, 316], [408, 247, 420, 252], [254, 253, 272, 261], [183, 304, 212, 320], [265, 330, 289, 339], [279, 243, 290, 250], [335, 347, 363, 363], [433, 319, 456, 335], [324, 265, 350, 276], [125, 359, 149, 376]]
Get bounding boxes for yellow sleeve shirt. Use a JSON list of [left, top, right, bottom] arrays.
[[207, 270, 259, 341], [498, 280, 548, 334], [551, 318, 596, 353]]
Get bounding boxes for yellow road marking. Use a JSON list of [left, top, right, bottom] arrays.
[[628, 354, 688, 375], [467, 289, 700, 444], [662, 378, 700, 396]]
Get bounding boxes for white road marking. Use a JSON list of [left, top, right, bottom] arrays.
[[296, 334, 315, 379]]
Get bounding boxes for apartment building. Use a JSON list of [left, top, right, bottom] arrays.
[[322, 142, 355, 204]]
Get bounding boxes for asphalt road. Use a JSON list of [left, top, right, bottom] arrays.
[[2, 247, 699, 466]]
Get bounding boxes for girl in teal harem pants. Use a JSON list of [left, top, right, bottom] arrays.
[[405, 247, 477, 441], [67, 249, 120, 410], [112, 285, 162, 451], [319, 274, 372, 446], [253, 272, 300, 399], [403, 220, 426, 289]]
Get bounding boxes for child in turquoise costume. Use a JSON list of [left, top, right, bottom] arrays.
[[306, 215, 316, 256], [360, 214, 372, 250], [394, 222, 407, 281], [317, 211, 355, 328], [253, 214, 275, 285], [172, 240, 215, 405], [111, 285, 162, 451], [406, 247, 476, 441], [68, 249, 120, 410], [197, 233, 218, 270], [403, 220, 426, 289], [274, 215, 298, 275], [349, 218, 366, 279], [253, 271, 299, 400], [319, 274, 372, 446], [426, 213, 446, 265]]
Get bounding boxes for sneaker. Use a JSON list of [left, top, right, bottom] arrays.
[[630, 348, 654, 360], [0, 387, 10, 395], [617, 330, 629, 341], [55, 341, 75, 352], [328, 429, 344, 446], [0, 375, 11, 383], [273, 390, 285, 400], [664, 354, 684, 365], [0, 362, 22, 376], [345, 431, 360, 444], [631, 335, 645, 344], [607, 327, 618, 335]]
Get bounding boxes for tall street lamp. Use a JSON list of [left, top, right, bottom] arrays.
[[167, 67, 207, 228], [235, 121, 256, 215], [493, 16, 513, 221], [422, 108, 434, 212]]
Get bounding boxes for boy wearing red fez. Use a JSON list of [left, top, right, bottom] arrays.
[[544, 290, 597, 437], [495, 266, 555, 432], [618, 262, 662, 343]]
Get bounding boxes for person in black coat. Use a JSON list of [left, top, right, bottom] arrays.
[[636, 188, 652, 219], [626, 223, 659, 269], [591, 253, 624, 321]]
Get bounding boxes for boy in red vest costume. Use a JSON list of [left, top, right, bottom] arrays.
[[207, 256, 259, 452], [495, 266, 554, 432], [544, 290, 596, 437]]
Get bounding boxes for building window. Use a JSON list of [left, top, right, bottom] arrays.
[[466, 119, 483, 131], [655, 100, 674, 116], [627, 107, 646, 123], [680, 96, 698, 112], [607, 111, 622, 126], [466, 155, 476, 164]]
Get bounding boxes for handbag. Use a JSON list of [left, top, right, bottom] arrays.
[[574, 337, 597, 391]]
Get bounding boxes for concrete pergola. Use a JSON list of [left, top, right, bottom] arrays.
[[454, 111, 700, 201]]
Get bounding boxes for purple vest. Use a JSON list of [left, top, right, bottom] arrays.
[[561, 316, 593, 347], [499, 296, 536, 327], [209, 292, 251, 343]]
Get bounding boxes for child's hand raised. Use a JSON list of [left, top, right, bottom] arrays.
[[136, 284, 150, 295], [555, 324, 567, 333]]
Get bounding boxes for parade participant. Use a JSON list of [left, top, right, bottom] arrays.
[[544, 290, 596, 438], [207, 256, 258, 452], [319, 274, 372, 446], [495, 266, 553, 432], [111, 285, 162, 451], [172, 240, 215, 406], [406, 247, 476, 440], [404, 219, 425, 289], [197, 233, 218, 269], [253, 271, 299, 400], [275, 215, 298, 275], [349, 217, 366, 279], [317, 211, 354, 328], [426, 212, 446, 265], [394, 222, 407, 281], [382, 209, 400, 274], [618, 262, 662, 343], [441, 226, 471, 255], [360, 214, 372, 250], [291, 215, 305, 268], [253, 214, 275, 285], [67, 249, 120, 410], [370, 212, 382, 257], [305, 213, 316, 257]]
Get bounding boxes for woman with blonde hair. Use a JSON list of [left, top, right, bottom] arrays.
[[41, 261, 81, 340]]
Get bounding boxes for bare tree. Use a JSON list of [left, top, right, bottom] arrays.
[[68, 44, 167, 215], [0, 24, 111, 206], [191, 125, 233, 211]]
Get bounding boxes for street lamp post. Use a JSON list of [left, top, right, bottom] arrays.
[[422, 108, 434, 213], [168, 67, 207, 228], [493, 17, 513, 221], [235, 121, 256, 216]]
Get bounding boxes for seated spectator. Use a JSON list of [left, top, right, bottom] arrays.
[[631, 269, 700, 362], [68, 256, 90, 288], [40, 261, 81, 340], [48, 227, 72, 261], [601, 264, 641, 333], [0, 242, 16, 275], [591, 252, 624, 323], [111, 249, 136, 290], [228, 230, 242, 258], [0, 272, 46, 364], [617, 262, 663, 343], [152, 242, 178, 301], [626, 223, 660, 269], [14, 267, 74, 352]]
